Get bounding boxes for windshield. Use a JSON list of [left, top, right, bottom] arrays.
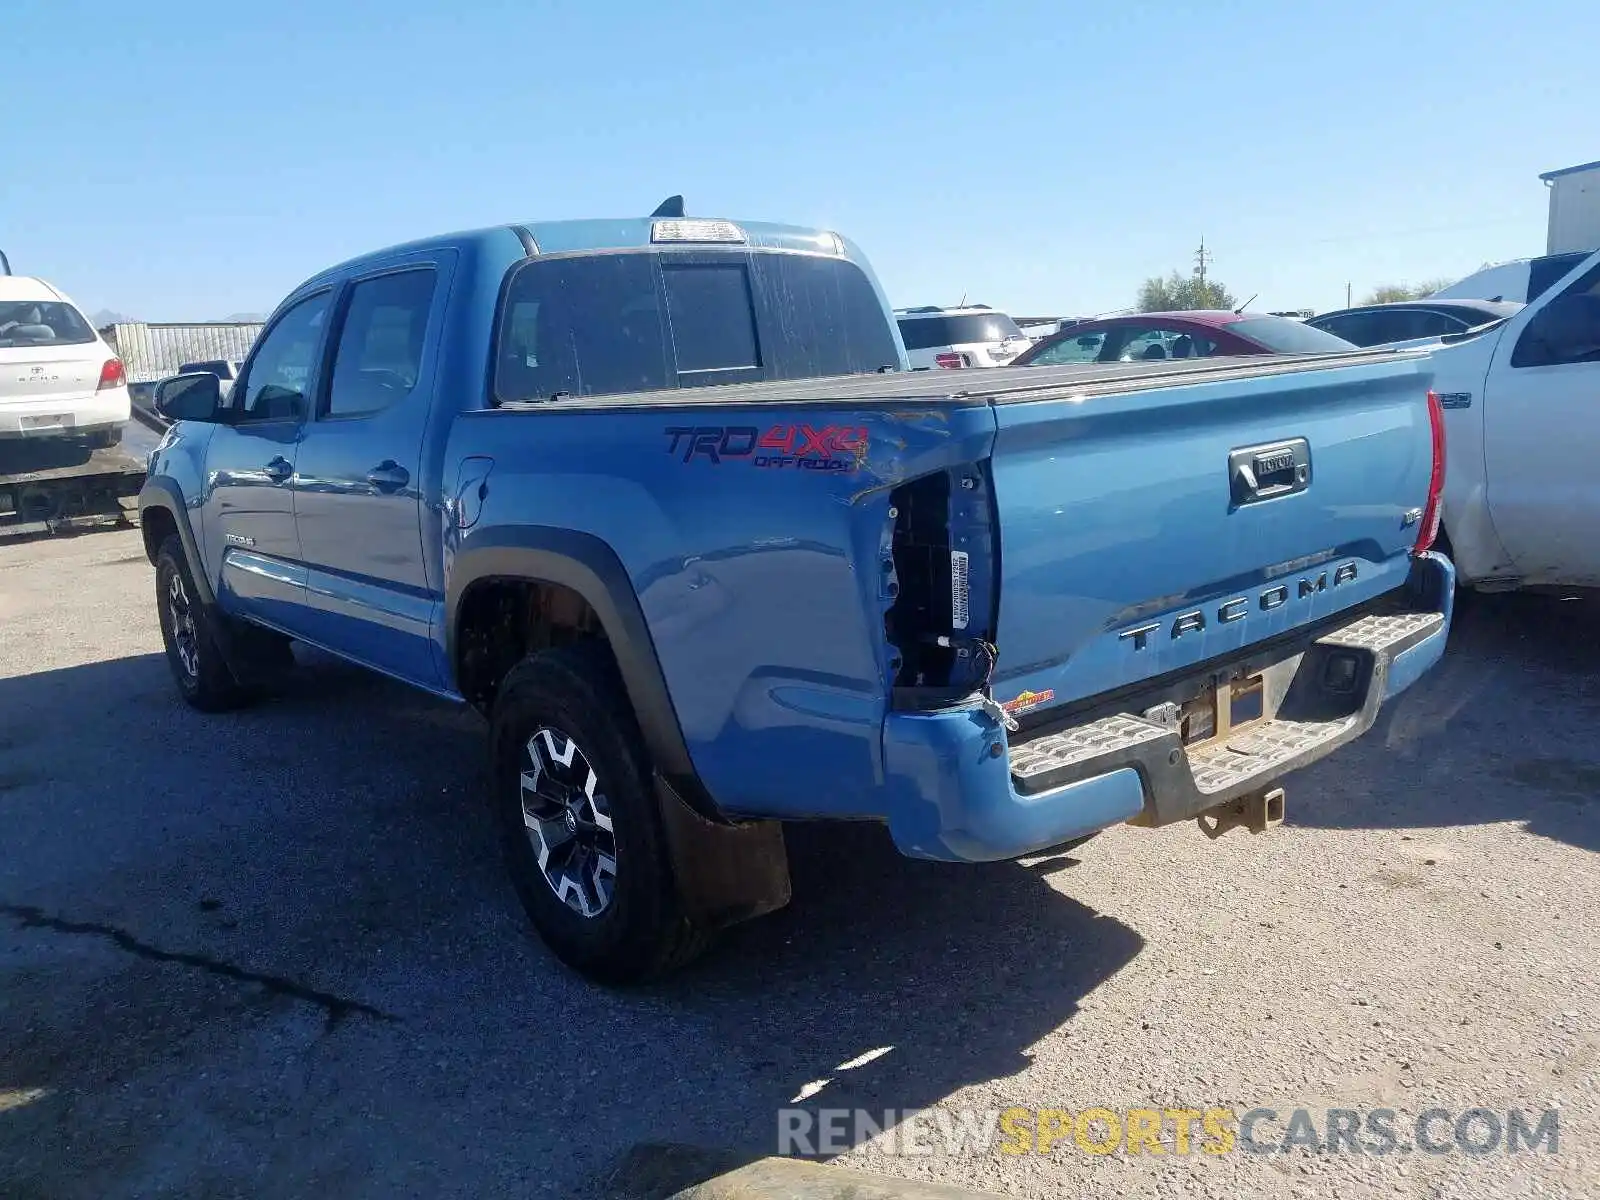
[[0, 300, 96, 348], [495, 250, 899, 402], [1229, 316, 1355, 354], [897, 313, 1025, 350]]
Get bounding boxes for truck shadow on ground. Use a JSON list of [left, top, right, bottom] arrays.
[[1288, 588, 1600, 853], [0, 649, 1141, 1198]]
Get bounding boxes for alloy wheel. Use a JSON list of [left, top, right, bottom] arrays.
[[167, 571, 200, 680], [519, 727, 618, 918]]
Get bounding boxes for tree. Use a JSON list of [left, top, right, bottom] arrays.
[[1137, 271, 1237, 312], [1361, 278, 1456, 305]]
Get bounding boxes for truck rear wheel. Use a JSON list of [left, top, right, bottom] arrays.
[[490, 643, 709, 983]]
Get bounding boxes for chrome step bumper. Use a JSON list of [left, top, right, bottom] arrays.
[[1008, 604, 1448, 826]]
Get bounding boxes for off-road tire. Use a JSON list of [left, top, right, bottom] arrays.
[[490, 642, 710, 983], [154, 535, 250, 712]]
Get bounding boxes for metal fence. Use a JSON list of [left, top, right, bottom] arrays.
[[102, 322, 264, 383]]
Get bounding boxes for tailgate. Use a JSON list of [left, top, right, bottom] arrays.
[[987, 354, 1435, 713]]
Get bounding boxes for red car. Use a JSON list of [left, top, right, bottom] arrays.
[[1012, 310, 1355, 367]]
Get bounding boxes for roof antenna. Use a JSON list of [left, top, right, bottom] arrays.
[[651, 195, 685, 218], [0, 249, 11, 276], [1234, 293, 1258, 314]]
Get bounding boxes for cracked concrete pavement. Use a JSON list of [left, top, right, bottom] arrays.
[[1, 528, 1596, 1199]]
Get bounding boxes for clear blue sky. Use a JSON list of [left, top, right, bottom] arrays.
[[6, 0, 1595, 321]]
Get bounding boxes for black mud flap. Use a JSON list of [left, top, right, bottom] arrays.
[[654, 777, 791, 929]]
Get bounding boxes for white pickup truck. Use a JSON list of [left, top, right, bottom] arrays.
[[1435, 247, 1600, 588]]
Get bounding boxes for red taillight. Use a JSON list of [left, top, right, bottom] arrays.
[[934, 352, 967, 369], [1414, 389, 1446, 555], [97, 358, 126, 391]]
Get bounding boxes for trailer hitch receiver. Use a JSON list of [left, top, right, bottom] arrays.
[[1197, 786, 1285, 839]]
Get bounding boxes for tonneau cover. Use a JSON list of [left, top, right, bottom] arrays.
[[499, 348, 1425, 412]]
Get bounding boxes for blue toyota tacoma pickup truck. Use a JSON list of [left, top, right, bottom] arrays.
[[141, 207, 1454, 982]]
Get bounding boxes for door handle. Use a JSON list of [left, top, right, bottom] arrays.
[[366, 461, 411, 492], [263, 456, 292, 484]]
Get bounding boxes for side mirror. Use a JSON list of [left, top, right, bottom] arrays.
[[155, 372, 224, 422]]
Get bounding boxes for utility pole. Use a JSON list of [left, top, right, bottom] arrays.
[[1193, 237, 1212, 291]]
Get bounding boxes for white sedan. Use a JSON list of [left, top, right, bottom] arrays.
[[0, 274, 130, 448]]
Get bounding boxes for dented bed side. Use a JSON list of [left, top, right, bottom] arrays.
[[447, 399, 1000, 824]]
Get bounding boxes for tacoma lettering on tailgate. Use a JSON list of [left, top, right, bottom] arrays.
[[1119, 561, 1360, 651]]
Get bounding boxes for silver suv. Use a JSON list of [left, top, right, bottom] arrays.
[[894, 305, 1032, 369]]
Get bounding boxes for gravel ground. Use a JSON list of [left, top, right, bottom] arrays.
[[0, 528, 1595, 1199]]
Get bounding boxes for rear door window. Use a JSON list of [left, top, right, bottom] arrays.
[[1308, 313, 1368, 344], [1411, 310, 1469, 338], [1026, 331, 1106, 365], [1228, 316, 1356, 353], [495, 249, 898, 402], [1311, 310, 1461, 346], [1103, 324, 1218, 361], [325, 268, 437, 417], [1375, 309, 1463, 342]]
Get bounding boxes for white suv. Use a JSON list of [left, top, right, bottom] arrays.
[[0, 274, 130, 447], [895, 305, 1033, 369]]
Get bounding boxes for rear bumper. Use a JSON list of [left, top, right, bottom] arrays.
[[880, 553, 1455, 862], [0, 388, 131, 438]]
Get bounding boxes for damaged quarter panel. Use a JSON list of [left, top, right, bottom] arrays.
[[454, 402, 997, 820]]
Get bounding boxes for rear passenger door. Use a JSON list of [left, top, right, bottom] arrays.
[[290, 254, 455, 685]]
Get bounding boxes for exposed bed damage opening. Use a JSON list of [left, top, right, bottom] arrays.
[[886, 471, 955, 689], [884, 466, 998, 709]]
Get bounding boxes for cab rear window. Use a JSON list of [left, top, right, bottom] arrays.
[[494, 249, 898, 402]]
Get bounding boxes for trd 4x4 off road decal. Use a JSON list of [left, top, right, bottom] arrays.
[[663, 424, 868, 473]]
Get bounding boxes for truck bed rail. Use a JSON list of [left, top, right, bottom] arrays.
[[498, 348, 1426, 412]]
